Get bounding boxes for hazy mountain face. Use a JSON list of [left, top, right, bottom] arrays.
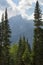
[[9, 15, 34, 46]]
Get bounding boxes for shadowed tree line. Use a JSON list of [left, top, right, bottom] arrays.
[[0, 1, 43, 65]]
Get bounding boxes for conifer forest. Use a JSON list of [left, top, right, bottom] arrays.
[[0, 1, 43, 65]]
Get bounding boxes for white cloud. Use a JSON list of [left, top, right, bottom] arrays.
[[6, 0, 34, 20], [17, 0, 32, 15], [21, 12, 34, 20], [17, 0, 34, 20], [6, 0, 19, 15], [0, 0, 43, 21], [18, 0, 32, 8], [7, 7, 19, 18], [6, 0, 17, 10]]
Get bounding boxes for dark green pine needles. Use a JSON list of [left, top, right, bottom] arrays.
[[33, 1, 43, 65]]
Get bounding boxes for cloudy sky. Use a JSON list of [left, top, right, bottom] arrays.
[[0, 0, 43, 21]]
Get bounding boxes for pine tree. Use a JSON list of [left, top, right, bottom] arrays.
[[17, 36, 25, 65], [2, 8, 11, 65], [17, 36, 31, 65], [34, 1, 42, 27], [16, 37, 22, 65], [22, 39, 31, 65], [0, 14, 4, 65], [1, 14, 5, 45], [33, 1, 43, 65], [0, 23, 2, 65]]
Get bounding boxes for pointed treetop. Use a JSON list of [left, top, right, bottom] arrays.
[[5, 8, 8, 20], [5, 8, 7, 13], [36, 0, 40, 7], [36, 0, 39, 2], [36, 0, 39, 5]]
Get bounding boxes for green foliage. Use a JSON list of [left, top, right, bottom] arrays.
[[16, 37, 25, 65], [10, 44, 18, 55], [10, 37, 31, 65], [0, 23, 2, 65], [17, 36, 25, 57], [22, 48, 30, 65], [3, 8, 11, 65], [0, 8, 11, 65], [16, 36, 31, 65], [34, 1, 42, 27], [0, 14, 5, 65], [22, 39, 31, 65], [33, 1, 43, 65], [10, 44, 18, 65]]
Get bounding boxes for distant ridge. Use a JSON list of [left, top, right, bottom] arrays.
[[9, 15, 34, 46]]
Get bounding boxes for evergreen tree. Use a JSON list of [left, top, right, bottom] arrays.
[[2, 8, 11, 65], [0, 14, 4, 65], [17, 36, 31, 65], [17, 36, 25, 65], [33, 1, 43, 65], [22, 39, 31, 65], [0, 23, 2, 65]]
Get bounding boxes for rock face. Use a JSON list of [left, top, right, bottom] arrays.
[[9, 15, 34, 46]]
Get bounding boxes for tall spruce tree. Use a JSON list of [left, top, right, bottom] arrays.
[[2, 8, 11, 65], [17, 36, 25, 65], [0, 14, 4, 65], [33, 1, 43, 65], [22, 39, 31, 65], [0, 23, 2, 65]]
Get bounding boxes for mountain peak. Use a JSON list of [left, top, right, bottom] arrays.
[[9, 16, 34, 46]]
